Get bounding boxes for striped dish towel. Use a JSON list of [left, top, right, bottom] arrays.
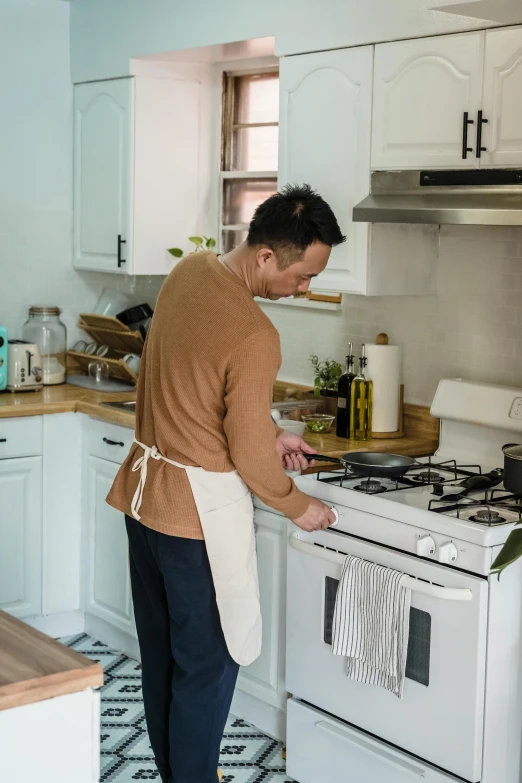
[[331, 555, 411, 699]]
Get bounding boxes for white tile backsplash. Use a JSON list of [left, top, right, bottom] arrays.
[[259, 225, 522, 406]]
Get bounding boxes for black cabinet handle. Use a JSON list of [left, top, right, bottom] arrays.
[[117, 234, 126, 268], [462, 112, 474, 159], [476, 110, 488, 158], [0, 438, 6, 443], [103, 437, 124, 447]]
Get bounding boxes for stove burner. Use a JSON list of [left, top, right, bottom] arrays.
[[470, 509, 507, 525], [354, 479, 385, 494], [410, 470, 445, 484]]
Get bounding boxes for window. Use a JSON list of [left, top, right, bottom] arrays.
[[220, 70, 279, 254]]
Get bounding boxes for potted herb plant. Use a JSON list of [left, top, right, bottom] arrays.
[[168, 235, 216, 258]]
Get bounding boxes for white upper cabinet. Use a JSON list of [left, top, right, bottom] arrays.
[[482, 26, 522, 167], [372, 33, 484, 170], [74, 76, 202, 275], [74, 79, 132, 273], [279, 47, 373, 294]]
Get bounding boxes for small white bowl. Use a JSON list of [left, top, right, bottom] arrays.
[[278, 419, 306, 437]]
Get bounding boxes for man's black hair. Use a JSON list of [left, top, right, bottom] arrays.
[[247, 183, 346, 268]]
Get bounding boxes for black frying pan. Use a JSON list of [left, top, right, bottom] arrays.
[[304, 451, 417, 479]]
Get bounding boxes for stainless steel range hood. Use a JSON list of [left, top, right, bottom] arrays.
[[353, 170, 522, 226]]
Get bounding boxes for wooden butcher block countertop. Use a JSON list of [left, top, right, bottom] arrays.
[[0, 610, 103, 712], [0, 384, 439, 460]]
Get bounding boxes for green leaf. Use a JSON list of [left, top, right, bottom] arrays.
[[188, 236, 204, 246], [167, 248, 184, 258], [206, 237, 217, 248], [491, 527, 522, 577]]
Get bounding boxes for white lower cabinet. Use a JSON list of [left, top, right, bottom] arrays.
[[233, 509, 287, 740], [0, 455, 42, 618], [85, 455, 135, 636]]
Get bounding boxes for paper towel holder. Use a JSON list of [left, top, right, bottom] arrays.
[[370, 333, 405, 439]]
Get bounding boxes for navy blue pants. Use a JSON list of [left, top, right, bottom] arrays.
[[125, 515, 240, 783]]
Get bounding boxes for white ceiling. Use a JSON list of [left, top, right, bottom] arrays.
[[432, 0, 522, 24]]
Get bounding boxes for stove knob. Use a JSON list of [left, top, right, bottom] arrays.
[[416, 535, 436, 557], [438, 541, 458, 564]]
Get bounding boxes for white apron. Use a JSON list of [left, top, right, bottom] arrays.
[[130, 438, 262, 667]]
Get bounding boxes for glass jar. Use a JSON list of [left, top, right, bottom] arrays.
[[22, 306, 67, 385]]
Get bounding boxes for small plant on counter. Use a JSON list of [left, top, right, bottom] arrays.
[[309, 354, 343, 397], [168, 236, 217, 258]]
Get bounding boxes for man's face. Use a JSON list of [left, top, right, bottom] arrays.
[[259, 242, 332, 299]]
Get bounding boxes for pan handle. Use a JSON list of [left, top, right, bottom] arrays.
[[302, 453, 342, 463]]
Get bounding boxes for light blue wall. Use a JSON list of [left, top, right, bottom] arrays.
[[0, 0, 161, 342], [71, 0, 487, 82]]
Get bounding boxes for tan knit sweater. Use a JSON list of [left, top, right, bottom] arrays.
[[106, 251, 309, 539]]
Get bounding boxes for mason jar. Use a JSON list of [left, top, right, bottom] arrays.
[[22, 306, 67, 385]]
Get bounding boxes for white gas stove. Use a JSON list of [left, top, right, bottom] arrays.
[[255, 379, 522, 783]]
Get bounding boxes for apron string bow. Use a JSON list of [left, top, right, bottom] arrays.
[[131, 439, 162, 520]]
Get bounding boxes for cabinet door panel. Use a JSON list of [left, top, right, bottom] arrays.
[[372, 33, 484, 169], [73, 79, 132, 272], [0, 457, 42, 617], [237, 511, 286, 709], [482, 27, 522, 167], [86, 457, 134, 633], [279, 47, 373, 293]]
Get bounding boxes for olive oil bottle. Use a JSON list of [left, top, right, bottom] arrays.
[[336, 343, 356, 438], [349, 344, 373, 441]]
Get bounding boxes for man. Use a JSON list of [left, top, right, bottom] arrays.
[[106, 183, 346, 783]]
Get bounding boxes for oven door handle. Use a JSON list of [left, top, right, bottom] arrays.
[[315, 720, 426, 779], [289, 532, 473, 601]]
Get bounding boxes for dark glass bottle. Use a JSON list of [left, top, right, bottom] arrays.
[[336, 343, 356, 438]]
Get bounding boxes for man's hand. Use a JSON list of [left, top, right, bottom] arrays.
[[291, 497, 336, 532], [276, 430, 316, 472]]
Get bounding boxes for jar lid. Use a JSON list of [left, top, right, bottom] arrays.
[[29, 306, 61, 315]]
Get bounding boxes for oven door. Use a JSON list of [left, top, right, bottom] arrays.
[[286, 526, 488, 783]]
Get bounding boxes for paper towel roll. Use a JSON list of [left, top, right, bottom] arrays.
[[365, 344, 402, 433]]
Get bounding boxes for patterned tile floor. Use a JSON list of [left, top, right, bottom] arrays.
[[61, 634, 295, 783]]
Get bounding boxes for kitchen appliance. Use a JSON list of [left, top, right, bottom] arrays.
[[0, 327, 7, 391], [353, 169, 522, 225], [254, 378, 522, 783], [7, 341, 43, 391]]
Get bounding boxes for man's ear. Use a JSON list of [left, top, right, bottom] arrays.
[[256, 247, 276, 269]]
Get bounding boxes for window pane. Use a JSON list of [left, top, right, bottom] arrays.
[[223, 178, 277, 226], [222, 229, 248, 254], [234, 73, 279, 125], [231, 126, 278, 171]]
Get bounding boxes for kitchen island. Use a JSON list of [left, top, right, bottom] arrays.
[[0, 609, 103, 782]]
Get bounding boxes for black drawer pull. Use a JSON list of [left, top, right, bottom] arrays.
[[476, 110, 488, 158], [462, 111, 474, 159], [103, 437, 124, 447], [0, 438, 6, 443], [117, 234, 126, 268]]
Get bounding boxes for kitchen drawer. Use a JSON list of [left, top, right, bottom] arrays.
[[0, 417, 43, 459], [286, 699, 461, 783], [88, 418, 134, 464]]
